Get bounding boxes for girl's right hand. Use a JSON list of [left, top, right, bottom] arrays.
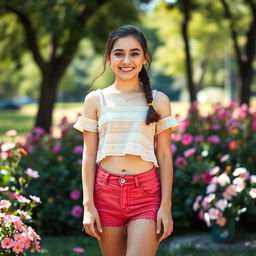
[[82, 205, 103, 240]]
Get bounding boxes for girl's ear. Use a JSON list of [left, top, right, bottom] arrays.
[[106, 56, 111, 65], [143, 58, 148, 65]]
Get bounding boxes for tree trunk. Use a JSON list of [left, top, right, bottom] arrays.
[[35, 73, 60, 133], [240, 62, 253, 105], [181, 0, 196, 103]]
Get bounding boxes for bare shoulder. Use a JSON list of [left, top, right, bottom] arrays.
[[82, 89, 100, 120], [154, 90, 172, 117]]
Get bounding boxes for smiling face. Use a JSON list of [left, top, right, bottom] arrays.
[[107, 36, 147, 82]]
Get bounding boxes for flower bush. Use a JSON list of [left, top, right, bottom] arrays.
[[17, 116, 84, 235], [193, 159, 256, 229], [0, 136, 41, 255], [170, 101, 256, 230]]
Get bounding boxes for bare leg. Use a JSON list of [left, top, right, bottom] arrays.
[[126, 219, 160, 256], [95, 226, 127, 256]]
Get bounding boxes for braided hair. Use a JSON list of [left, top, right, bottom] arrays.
[[92, 24, 161, 125]]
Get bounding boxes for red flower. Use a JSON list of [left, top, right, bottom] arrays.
[[229, 140, 237, 151]]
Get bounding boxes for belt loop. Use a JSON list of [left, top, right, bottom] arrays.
[[103, 172, 109, 185], [134, 176, 140, 188]]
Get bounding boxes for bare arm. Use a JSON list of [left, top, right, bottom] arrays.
[[155, 94, 174, 210], [81, 91, 99, 207]]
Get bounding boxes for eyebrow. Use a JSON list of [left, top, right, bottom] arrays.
[[113, 48, 142, 52]]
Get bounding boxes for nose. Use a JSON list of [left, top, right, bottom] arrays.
[[122, 55, 130, 64]]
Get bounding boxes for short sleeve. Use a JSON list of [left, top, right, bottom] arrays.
[[155, 115, 180, 136], [73, 115, 98, 133]]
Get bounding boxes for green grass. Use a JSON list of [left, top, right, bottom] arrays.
[[25, 235, 256, 256]]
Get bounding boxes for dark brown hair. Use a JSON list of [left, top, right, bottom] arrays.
[[92, 24, 160, 125]]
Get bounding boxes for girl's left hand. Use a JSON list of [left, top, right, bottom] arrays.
[[156, 206, 174, 243]]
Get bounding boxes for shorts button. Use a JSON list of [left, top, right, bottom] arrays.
[[120, 177, 126, 184]]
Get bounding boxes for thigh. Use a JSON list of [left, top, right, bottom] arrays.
[[96, 226, 127, 256], [126, 219, 160, 256]]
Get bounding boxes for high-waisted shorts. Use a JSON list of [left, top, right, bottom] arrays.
[[93, 165, 162, 229]]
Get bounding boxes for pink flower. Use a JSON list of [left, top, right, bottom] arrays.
[[211, 124, 221, 130], [9, 192, 19, 199], [70, 189, 81, 200], [4, 214, 20, 223], [202, 171, 212, 184], [12, 240, 24, 254], [25, 168, 39, 178], [14, 233, 26, 243], [223, 184, 237, 200], [251, 120, 256, 131], [209, 166, 220, 176], [216, 216, 227, 227], [207, 135, 221, 144], [175, 156, 187, 168], [17, 209, 31, 219], [73, 247, 85, 253], [0, 186, 9, 192], [16, 195, 31, 204], [27, 226, 41, 241], [1, 142, 15, 152], [171, 144, 177, 154], [33, 127, 45, 136], [184, 147, 196, 158], [194, 135, 204, 143], [206, 183, 217, 194], [220, 154, 230, 162], [250, 175, 256, 184], [1, 237, 14, 248], [233, 177, 246, 192], [5, 129, 17, 136], [208, 208, 222, 220], [53, 143, 62, 154], [72, 205, 83, 218], [0, 199, 11, 210], [181, 133, 193, 145], [73, 146, 83, 154], [172, 133, 181, 142], [215, 199, 228, 211], [29, 195, 42, 203], [32, 240, 41, 253]]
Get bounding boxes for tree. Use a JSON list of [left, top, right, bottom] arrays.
[[0, 0, 142, 132], [219, 0, 256, 105]]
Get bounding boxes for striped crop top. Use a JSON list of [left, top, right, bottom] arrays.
[[73, 88, 180, 167]]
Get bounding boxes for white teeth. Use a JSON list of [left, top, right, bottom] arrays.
[[120, 67, 134, 71]]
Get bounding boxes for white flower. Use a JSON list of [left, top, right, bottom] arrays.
[[250, 175, 256, 184], [24, 168, 39, 178], [232, 167, 247, 176], [218, 173, 230, 186], [206, 183, 217, 194], [249, 188, 256, 199]]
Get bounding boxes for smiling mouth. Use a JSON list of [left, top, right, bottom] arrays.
[[119, 67, 135, 72]]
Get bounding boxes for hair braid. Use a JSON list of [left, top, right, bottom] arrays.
[[139, 66, 161, 125]]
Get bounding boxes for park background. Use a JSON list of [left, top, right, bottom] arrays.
[[0, 0, 256, 255]]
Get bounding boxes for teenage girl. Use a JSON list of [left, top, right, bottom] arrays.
[[73, 25, 180, 256]]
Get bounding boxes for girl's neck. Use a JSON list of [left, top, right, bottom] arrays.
[[113, 77, 143, 93]]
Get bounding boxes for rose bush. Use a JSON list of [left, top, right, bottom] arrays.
[[193, 160, 256, 229], [0, 136, 41, 255]]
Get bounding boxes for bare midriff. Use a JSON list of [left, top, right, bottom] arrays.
[[99, 154, 155, 175]]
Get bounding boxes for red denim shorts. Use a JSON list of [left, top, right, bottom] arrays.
[[93, 165, 162, 229]]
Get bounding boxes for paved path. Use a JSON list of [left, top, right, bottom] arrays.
[[167, 232, 256, 251]]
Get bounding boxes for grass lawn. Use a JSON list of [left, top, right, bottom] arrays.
[[26, 234, 256, 256], [0, 101, 214, 136]]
